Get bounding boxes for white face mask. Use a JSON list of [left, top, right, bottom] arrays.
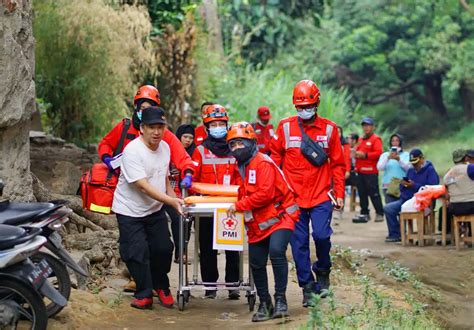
[[297, 107, 316, 120]]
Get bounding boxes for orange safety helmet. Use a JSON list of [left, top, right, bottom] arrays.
[[292, 80, 320, 106], [202, 104, 229, 124], [134, 85, 161, 106], [226, 122, 257, 142]]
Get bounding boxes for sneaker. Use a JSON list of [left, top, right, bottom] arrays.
[[302, 283, 314, 308], [157, 289, 174, 308], [130, 297, 153, 310], [374, 214, 384, 222], [352, 214, 370, 223], [385, 237, 401, 243], [203, 290, 217, 299], [123, 280, 136, 293], [228, 290, 240, 300]]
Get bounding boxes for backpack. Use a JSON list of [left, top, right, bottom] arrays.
[[79, 119, 131, 214]]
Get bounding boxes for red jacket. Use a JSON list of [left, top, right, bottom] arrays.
[[355, 133, 383, 174], [191, 145, 240, 185], [235, 153, 298, 243], [270, 115, 346, 208], [98, 119, 195, 176], [194, 124, 207, 146], [253, 122, 274, 155], [342, 143, 351, 173]]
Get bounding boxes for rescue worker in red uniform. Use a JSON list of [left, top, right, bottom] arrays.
[[194, 102, 214, 146], [98, 85, 195, 304], [191, 104, 240, 300], [270, 80, 346, 307], [227, 122, 299, 322], [251, 106, 274, 155], [353, 117, 384, 223]]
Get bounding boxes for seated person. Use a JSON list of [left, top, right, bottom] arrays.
[[441, 149, 474, 231], [383, 149, 439, 243]]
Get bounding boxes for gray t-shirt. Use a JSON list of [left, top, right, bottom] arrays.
[[112, 137, 170, 217]]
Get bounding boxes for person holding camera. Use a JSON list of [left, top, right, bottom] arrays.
[[270, 80, 346, 307], [376, 134, 410, 204]]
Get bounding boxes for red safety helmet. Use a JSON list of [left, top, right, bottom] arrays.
[[226, 122, 257, 142], [202, 104, 229, 124], [292, 80, 320, 106], [134, 85, 161, 106]]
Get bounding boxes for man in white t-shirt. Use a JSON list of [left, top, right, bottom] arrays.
[[112, 106, 183, 310]]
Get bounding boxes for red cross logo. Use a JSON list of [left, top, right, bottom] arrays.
[[223, 217, 237, 230]]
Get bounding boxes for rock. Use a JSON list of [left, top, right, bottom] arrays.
[[0, 0, 36, 201]]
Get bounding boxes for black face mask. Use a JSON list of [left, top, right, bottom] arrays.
[[231, 140, 258, 164]]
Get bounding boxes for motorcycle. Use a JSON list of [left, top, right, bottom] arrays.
[[0, 224, 67, 330], [0, 179, 88, 317]]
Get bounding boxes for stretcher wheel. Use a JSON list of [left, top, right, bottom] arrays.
[[247, 293, 256, 312], [178, 293, 186, 311], [184, 290, 190, 303]]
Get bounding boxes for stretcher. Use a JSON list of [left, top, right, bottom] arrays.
[[176, 186, 256, 312]]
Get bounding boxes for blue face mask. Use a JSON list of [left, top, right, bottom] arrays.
[[137, 110, 142, 121], [209, 126, 227, 139], [297, 107, 316, 120]]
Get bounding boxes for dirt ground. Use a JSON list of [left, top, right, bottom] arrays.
[[48, 209, 474, 329]]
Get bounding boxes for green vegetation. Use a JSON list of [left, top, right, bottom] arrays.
[[303, 246, 439, 329]]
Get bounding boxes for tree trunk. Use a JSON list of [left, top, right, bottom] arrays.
[[459, 81, 474, 120], [423, 74, 448, 118], [201, 0, 224, 60]]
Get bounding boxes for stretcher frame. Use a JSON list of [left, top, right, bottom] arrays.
[[176, 192, 256, 311]]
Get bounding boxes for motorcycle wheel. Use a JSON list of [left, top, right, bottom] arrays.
[[31, 252, 71, 317], [0, 278, 48, 330]]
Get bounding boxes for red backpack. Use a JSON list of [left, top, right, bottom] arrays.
[[80, 119, 131, 214]]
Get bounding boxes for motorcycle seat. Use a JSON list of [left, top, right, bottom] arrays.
[[0, 225, 42, 250], [0, 202, 56, 226]]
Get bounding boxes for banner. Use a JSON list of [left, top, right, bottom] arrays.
[[213, 208, 244, 251]]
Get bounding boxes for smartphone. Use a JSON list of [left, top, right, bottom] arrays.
[[327, 189, 342, 210], [402, 176, 409, 181]]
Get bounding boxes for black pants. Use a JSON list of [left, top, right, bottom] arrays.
[[438, 202, 474, 233], [249, 229, 292, 301], [163, 204, 191, 260], [117, 209, 173, 299], [198, 216, 239, 285], [356, 173, 384, 215]]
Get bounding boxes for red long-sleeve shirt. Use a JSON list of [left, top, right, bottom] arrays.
[[98, 119, 195, 176]]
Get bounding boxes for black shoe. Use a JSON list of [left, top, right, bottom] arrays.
[[302, 282, 314, 308], [273, 295, 289, 319], [252, 299, 274, 322], [352, 214, 370, 223], [228, 290, 240, 300], [203, 290, 216, 299], [316, 269, 330, 298], [385, 237, 401, 243]]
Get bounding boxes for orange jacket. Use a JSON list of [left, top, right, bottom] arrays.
[[355, 133, 383, 174], [270, 115, 346, 208], [191, 145, 240, 185], [194, 124, 207, 146], [252, 122, 274, 155], [235, 153, 298, 243], [98, 119, 195, 176]]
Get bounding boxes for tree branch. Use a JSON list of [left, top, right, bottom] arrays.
[[364, 79, 421, 105]]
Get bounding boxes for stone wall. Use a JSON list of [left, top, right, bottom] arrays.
[[0, 0, 36, 201]]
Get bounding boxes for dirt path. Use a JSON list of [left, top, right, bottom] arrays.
[[49, 210, 473, 329]]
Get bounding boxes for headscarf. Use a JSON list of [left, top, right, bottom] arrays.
[[176, 124, 196, 156]]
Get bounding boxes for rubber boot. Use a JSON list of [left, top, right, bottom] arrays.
[[252, 298, 274, 322], [302, 282, 314, 308], [316, 269, 330, 298], [272, 295, 289, 319]]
